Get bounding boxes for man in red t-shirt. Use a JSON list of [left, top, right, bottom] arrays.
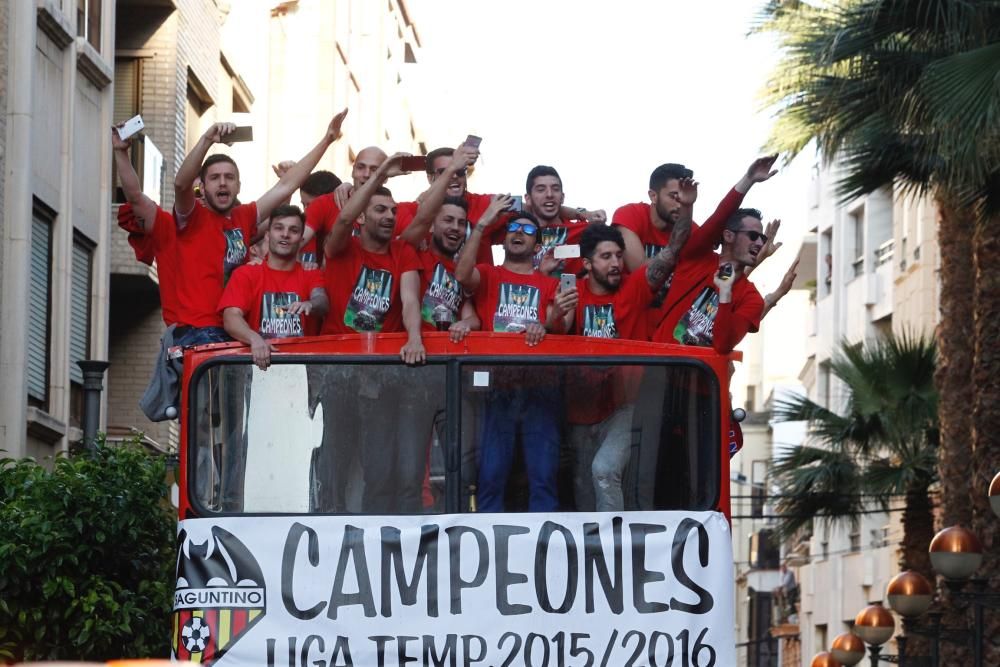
[[562, 219, 691, 511], [111, 127, 180, 325], [651, 207, 768, 354], [455, 207, 577, 513], [521, 165, 598, 277], [613, 156, 778, 272], [171, 109, 347, 346], [294, 170, 341, 266], [301, 146, 386, 260], [219, 205, 327, 370], [317, 152, 431, 514]]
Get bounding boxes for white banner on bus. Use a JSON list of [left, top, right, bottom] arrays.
[[171, 511, 735, 666]]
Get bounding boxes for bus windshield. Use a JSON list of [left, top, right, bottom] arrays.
[[187, 357, 721, 516]]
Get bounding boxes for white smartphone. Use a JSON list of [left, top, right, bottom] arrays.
[[117, 115, 145, 140], [560, 273, 576, 292], [554, 244, 581, 260]]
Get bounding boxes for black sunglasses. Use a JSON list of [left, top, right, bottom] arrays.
[[736, 229, 768, 244], [434, 167, 467, 177]]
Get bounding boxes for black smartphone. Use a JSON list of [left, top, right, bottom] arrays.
[[400, 155, 427, 172], [718, 263, 734, 279], [465, 134, 482, 149]]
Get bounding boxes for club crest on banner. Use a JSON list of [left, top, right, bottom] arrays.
[[172, 525, 266, 664]]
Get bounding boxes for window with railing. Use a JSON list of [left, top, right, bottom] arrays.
[[874, 239, 894, 268]]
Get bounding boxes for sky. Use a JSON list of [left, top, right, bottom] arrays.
[[405, 0, 814, 396]]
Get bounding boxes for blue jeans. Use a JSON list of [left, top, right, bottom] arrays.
[[477, 387, 561, 512], [174, 325, 231, 347]]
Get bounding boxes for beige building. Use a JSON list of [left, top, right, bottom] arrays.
[[778, 158, 940, 666], [1, 0, 115, 458]]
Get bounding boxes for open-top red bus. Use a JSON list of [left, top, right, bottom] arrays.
[[172, 332, 736, 666]]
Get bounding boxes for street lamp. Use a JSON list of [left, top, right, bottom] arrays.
[[830, 632, 865, 665], [853, 602, 895, 666], [886, 570, 934, 618], [810, 652, 843, 667], [929, 525, 983, 580]]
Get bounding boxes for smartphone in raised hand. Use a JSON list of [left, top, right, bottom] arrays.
[[465, 134, 482, 149], [116, 115, 145, 140], [399, 155, 427, 172], [228, 126, 254, 143]]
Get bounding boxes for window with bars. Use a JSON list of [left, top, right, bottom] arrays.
[[113, 57, 142, 204], [28, 208, 54, 409]]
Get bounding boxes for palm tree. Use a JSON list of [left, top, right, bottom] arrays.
[[755, 4, 1000, 652], [771, 333, 939, 576]]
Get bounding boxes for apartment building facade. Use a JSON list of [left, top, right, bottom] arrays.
[[1, 0, 115, 458], [782, 159, 940, 665]]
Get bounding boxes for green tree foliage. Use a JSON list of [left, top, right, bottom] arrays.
[[771, 333, 938, 572], [754, 0, 1000, 211], [0, 441, 176, 661]]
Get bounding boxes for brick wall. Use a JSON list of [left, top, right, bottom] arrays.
[[107, 289, 176, 448]]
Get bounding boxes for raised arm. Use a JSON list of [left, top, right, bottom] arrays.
[[254, 109, 348, 229], [619, 226, 647, 273], [111, 126, 157, 232], [174, 122, 236, 227], [400, 144, 479, 247], [455, 194, 512, 293], [324, 152, 407, 259], [646, 178, 695, 290], [684, 155, 779, 257]]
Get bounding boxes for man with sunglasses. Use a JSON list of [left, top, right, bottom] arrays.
[[455, 204, 577, 512], [650, 207, 767, 353]]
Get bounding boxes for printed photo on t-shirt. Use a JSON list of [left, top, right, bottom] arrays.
[[493, 282, 541, 333], [583, 303, 618, 338], [421, 262, 462, 326], [673, 286, 719, 346], [644, 242, 665, 259], [344, 266, 393, 332], [260, 291, 303, 338], [532, 226, 570, 269], [223, 229, 247, 282]]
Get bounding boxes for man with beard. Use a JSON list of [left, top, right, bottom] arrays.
[[455, 205, 577, 512], [318, 152, 427, 514], [613, 156, 778, 272], [563, 201, 692, 511], [651, 207, 768, 353], [301, 146, 387, 255], [171, 110, 347, 347], [219, 205, 328, 370]]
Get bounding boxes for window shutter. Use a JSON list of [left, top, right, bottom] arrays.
[[27, 217, 52, 404], [113, 58, 138, 123], [69, 240, 93, 385]]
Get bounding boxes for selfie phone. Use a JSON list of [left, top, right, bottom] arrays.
[[465, 134, 482, 149], [227, 126, 254, 143], [718, 263, 734, 279], [560, 273, 576, 293], [554, 244, 581, 260], [116, 115, 145, 140], [400, 155, 427, 172], [508, 195, 523, 212]]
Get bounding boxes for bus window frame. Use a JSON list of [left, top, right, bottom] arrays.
[[182, 352, 724, 520]]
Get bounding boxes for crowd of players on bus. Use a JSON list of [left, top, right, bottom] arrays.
[[113, 109, 797, 514]]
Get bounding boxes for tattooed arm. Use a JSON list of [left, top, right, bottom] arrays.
[[646, 177, 695, 291]]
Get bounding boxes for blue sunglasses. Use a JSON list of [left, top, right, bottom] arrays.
[[507, 221, 538, 236]]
